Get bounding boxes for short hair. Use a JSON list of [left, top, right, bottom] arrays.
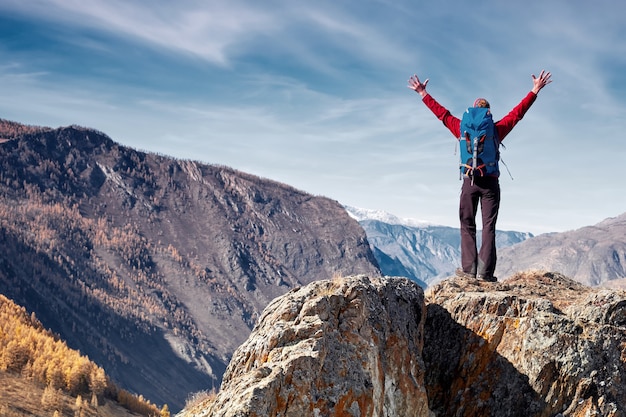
[[473, 98, 490, 108]]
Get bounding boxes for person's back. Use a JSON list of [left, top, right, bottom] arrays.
[[407, 70, 552, 281]]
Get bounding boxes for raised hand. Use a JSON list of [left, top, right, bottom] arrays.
[[531, 70, 552, 94], [408, 74, 429, 97]]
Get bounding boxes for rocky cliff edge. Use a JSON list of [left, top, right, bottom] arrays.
[[180, 271, 626, 417]]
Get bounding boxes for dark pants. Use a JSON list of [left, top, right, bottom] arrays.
[[459, 176, 500, 277]]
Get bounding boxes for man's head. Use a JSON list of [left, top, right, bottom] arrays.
[[473, 98, 490, 108]]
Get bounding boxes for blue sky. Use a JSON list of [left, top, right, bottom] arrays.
[[1, 0, 624, 235]]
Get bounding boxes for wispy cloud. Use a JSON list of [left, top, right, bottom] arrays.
[[2, 0, 413, 73], [2, 0, 276, 65], [1, 0, 625, 234]]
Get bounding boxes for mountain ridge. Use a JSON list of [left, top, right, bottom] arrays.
[[0, 118, 381, 410]]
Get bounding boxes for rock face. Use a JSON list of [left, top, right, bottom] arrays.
[[425, 271, 626, 416], [184, 272, 626, 417], [191, 275, 429, 417]]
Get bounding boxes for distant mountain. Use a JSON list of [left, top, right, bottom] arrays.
[[0, 118, 381, 411], [348, 205, 626, 287], [345, 206, 533, 285], [496, 213, 626, 286], [344, 206, 432, 228]]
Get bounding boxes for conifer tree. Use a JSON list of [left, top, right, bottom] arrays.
[[91, 391, 99, 407], [41, 385, 62, 411]]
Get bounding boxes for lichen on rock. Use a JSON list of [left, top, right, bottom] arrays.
[[182, 271, 626, 417], [197, 275, 429, 417]]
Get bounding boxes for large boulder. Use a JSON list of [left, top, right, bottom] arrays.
[[425, 271, 626, 416], [194, 275, 429, 417]]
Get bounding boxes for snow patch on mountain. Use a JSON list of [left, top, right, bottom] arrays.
[[344, 205, 432, 228]]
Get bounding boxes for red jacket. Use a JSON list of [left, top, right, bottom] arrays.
[[422, 91, 537, 141]]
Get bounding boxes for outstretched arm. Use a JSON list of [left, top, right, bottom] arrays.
[[531, 70, 552, 94], [407, 74, 429, 98], [496, 70, 553, 140], [407, 73, 461, 137]]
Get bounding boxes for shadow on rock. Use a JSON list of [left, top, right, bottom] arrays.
[[424, 303, 547, 417]]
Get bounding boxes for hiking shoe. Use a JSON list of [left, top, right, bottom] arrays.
[[477, 274, 497, 282], [455, 268, 476, 279]]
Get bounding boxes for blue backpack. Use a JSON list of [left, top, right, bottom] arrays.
[[459, 107, 500, 179]]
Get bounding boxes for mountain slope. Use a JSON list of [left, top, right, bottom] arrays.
[[496, 213, 626, 285], [0, 293, 164, 417], [0, 119, 381, 410]]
